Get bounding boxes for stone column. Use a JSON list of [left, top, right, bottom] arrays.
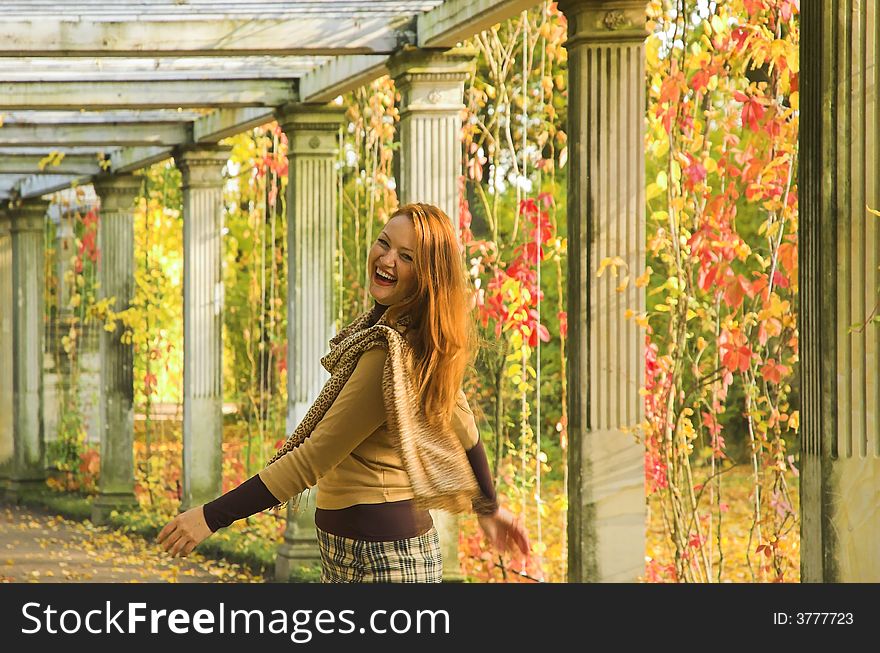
[[176, 145, 230, 510], [800, 0, 880, 582], [390, 47, 475, 227], [274, 105, 344, 582], [6, 199, 49, 501], [0, 210, 13, 490], [558, 0, 647, 582], [390, 48, 475, 582], [90, 174, 141, 524]]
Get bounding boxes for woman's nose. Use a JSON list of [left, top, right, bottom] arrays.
[[379, 251, 396, 267]]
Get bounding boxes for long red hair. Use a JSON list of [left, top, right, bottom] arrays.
[[382, 203, 478, 426]]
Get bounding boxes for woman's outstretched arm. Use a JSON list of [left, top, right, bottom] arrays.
[[157, 347, 389, 557]]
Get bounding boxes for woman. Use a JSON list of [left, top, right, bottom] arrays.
[[157, 203, 530, 582]]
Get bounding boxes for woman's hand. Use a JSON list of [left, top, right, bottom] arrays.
[[156, 505, 213, 558], [477, 506, 530, 558]]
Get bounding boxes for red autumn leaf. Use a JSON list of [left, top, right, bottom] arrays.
[[722, 271, 751, 309], [698, 263, 721, 292], [731, 27, 750, 51], [684, 158, 708, 187], [722, 344, 752, 373], [720, 329, 752, 373], [743, 0, 766, 16], [760, 359, 790, 384], [777, 241, 798, 276], [739, 94, 766, 131], [690, 69, 711, 93]]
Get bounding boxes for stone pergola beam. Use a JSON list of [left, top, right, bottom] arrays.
[[14, 175, 81, 200], [299, 55, 390, 104], [0, 123, 190, 147], [0, 56, 327, 82], [110, 147, 174, 173], [418, 0, 539, 47], [0, 156, 104, 176], [3, 147, 175, 200], [0, 17, 407, 56], [192, 108, 276, 143], [0, 80, 298, 110]]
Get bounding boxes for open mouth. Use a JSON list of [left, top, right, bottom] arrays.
[[374, 268, 397, 286]]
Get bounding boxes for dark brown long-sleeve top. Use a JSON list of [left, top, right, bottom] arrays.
[[203, 347, 498, 540]]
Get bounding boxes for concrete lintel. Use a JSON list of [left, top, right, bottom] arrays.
[[0, 155, 103, 176], [0, 17, 408, 56], [0, 80, 298, 110], [418, 0, 539, 48], [193, 108, 276, 143], [0, 123, 190, 147], [299, 55, 390, 104]]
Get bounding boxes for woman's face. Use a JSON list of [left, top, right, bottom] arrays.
[[368, 214, 418, 306]]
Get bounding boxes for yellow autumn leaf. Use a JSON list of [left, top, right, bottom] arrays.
[[635, 266, 652, 288], [646, 34, 662, 68], [656, 170, 668, 190], [704, 157, 718, 174]]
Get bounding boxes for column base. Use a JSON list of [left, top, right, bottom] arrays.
[[91, 492, 138, 525], [275, 540, 322, 583], [3, 475, 47, 504], [431, 510, 466, 583]]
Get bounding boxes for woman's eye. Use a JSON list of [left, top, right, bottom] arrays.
[[401, 254, 412, 262]]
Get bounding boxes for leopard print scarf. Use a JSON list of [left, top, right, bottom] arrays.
[[265, 303, 482, 514]]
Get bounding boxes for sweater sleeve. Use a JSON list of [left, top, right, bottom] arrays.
[[451, 391, 499, 515], [257, 346, 389, 504], [202, 474, 280, 533]]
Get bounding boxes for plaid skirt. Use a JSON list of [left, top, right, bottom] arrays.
[[316, 526, 443, 583]]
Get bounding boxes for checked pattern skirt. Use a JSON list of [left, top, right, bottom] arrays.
[[316, 526, 443, 583]]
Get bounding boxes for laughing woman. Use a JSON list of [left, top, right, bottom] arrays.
[[157, 203, 530, 582]]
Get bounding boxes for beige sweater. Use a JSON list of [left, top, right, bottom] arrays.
[[258, 347, 480, 510]]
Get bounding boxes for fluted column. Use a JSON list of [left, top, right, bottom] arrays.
[[800, 0, 880, 582], [275, 105, 344, 582], [6, 199, 49, 501], [390, 47, 475, 228], [0, 210, 13, 490], [176, 145, 230, 510], [558, 0, 647, 582], [390, 48, 475, 582], [90, 174, 141, 524]]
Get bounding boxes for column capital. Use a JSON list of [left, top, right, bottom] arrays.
[[557, 0, 648, 46], [10, 199, 49, 233], [276, 104, 345, 156], [389, 46, 476, 113], [93, 173, 141, 214], [175, 145, 232, 188]]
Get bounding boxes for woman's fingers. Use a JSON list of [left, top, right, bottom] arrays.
[[170, 535, 190, 558], [156, 520, 177, 544]]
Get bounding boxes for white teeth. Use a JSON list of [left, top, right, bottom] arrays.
[[376, 268, 396, 282]]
